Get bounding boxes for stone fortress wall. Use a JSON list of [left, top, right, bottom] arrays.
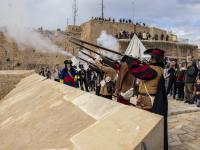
[[119, 40, 198, 59], [68, 20, 177, 44], [67, 20, 198, 59]]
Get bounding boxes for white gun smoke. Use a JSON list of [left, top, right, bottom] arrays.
[[0, 0, 72, 57], [77, 49, 95, 70], [97, 30, 120, 60]]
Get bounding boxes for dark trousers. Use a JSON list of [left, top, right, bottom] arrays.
[[80, 78, 89, 92], [54, 79, 60, 82], [197, 97, 200, 107], [174, 83, 177, 98], [96, 85, 101, 96], [166, 77, 176, 97], [185, 83, 194, 102], [89, 81, 95, 91], [176, 82, 184, 100]]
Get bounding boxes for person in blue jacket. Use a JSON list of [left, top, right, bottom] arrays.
[[60, 60, 76, 87]]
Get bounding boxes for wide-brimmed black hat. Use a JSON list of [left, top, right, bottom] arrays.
[[64, 60, 72, 65], [144, 48, 165, 61]]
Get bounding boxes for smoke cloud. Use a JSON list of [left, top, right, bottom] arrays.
[[0, 0, 72, 56], [97, 30, 120, 60], [78, 50, 95, 63], [76, 49, 96, 70]]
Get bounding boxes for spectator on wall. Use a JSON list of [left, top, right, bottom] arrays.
[[161, 34, 165, 40], [155, 34, 159, 40], [166, 35, 169, 41], [142, 31, 147, 40]]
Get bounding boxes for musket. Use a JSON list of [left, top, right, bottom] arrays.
[[77, 57, 101, 71], [79, 50, 118, 70], [78, 57, 95, 66], [79, 50, 95, 60], [70, 37, 123, 56], [70, 40, 114, 61]]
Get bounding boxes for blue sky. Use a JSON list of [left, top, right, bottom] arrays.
[[0, 0, 200, 46]]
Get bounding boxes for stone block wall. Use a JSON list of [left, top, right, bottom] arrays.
[[118, 40, 198, 59]]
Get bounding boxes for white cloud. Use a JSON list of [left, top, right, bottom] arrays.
[[172, 26, 200, 46]]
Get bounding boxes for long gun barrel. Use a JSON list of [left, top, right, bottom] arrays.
[[78, 57, 95, 66], [70, 40, 114, 61], [70, 37, 123, 56], [77, 57, 100, 71], [79, 50, 95, 60], [79, 50, 118, 70]]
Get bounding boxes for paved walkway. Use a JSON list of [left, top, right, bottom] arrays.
[[168, 99, 200, 150], [169, 99, 200, 116]]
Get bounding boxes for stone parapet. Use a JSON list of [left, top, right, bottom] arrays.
[[0, 73, 163, 150], [119, 39, 198, 58]]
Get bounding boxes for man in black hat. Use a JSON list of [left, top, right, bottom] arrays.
[[100, 49, 168, 150], [127, 48, 168, 150], [60, 60, 76, 87]]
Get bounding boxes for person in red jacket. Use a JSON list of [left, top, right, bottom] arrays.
[[176, 63, 186, 101]]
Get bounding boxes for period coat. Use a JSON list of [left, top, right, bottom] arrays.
[[95, 59, 116, 96]]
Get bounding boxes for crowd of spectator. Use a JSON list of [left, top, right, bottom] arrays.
[[91, 17, 147, 27], [92, 17, 116, 23], [115, 30, 170, 41], [39, 66, 51, 79], [38, 56, 200, 108], [91, 17, 171, 41], [164, 57, 200, 107], [38, 63, 101, 94]]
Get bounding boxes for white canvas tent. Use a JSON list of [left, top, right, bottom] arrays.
[[125, 34, 150, 60]]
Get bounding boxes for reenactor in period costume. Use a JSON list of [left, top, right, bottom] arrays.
[[60, 60, 76, 87], [126, 48, 168, 150], [95, 59, 116, 100], [70, 36, 168, 149], [101, 48, 168, 150], [114, 57, 135, 105]]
